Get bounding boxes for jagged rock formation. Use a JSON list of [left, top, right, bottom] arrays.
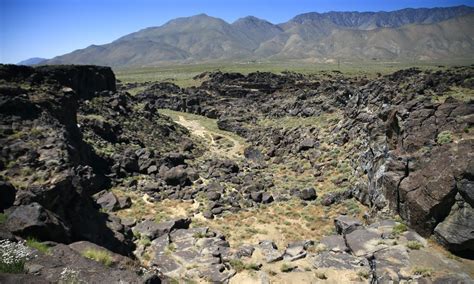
[[1, 64, 472, 282], [147, 67, 474, 257]]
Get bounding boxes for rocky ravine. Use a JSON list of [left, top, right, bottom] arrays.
[[0, 64, 473, 283]]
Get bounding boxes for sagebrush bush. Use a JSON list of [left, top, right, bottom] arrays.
[[437, 131, 453, 145]]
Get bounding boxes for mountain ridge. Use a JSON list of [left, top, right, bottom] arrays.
[[44, 6, 474, 67]]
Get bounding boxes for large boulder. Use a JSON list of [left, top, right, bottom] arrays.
[[397, 141, 473, 236], [434, 194, 474, 255], [5, 202, 71, 242]]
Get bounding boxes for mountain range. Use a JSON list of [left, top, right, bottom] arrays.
[[17, 57, 47, 66], [44, 5, 474, 67]]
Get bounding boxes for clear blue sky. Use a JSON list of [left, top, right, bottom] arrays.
[[1, 0, 472, 63]]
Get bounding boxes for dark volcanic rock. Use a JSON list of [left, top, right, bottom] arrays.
[[0, 179, 16, 211], [5, 202, 71, 242], [161, 166, 191, 186], [434, 194, 474, 254], [334, 215, 362, 235], [133, 218, 191, 240], [297, 188, 317, 201]]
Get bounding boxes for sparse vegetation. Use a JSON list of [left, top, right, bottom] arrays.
[[166, 243, 176, 253], [0, 213, 7, 224], [392, 223, 408, 235], [228, 259, 261, 272], [437, 131, 453, 145], [81, 248, 113, 267], [407, 241, 424, 250], [26, 238, 50, 254], [412, 266, 433, 277], [138, 237, 151, 247], [0, 240, 31, 274], [357, 269, 371, 279], [280, 263, 296, 273], [316, 271, 327, 279]]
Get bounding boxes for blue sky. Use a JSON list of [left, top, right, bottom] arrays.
[[1, 0, 472, 63]]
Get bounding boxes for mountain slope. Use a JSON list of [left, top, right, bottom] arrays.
[[17, 57, 47, 65], [44, 6, 474, 66]]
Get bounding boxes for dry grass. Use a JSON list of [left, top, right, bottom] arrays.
[[112, 187, 196, 222], [194, 198, 365, 248]]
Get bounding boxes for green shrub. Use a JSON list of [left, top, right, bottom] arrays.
[[229, 259, 261, 272], [357, 269, 371, 279], [246, 263, 261, 271], [138, 237, 151, 247], [407, 241, 423, 250], [81, 248, 113, 267], [437, 131, 453, 145], [392, 223, 408, 235], [229, 259, 245, 272], [0, 213, 7, 224], [0, 260, 25, 274], [280, 263, 296, 273], [26, 238, 49, 254]]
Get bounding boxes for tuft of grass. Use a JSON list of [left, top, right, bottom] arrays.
[[392, 223, 408, 235], [437, 131, 453, 145], [192, 232, 206, 239], [138, 236, 151, 247], [26, 238, 49, 254], [229, 259, 261, 272], [407, 241, 424, 250], [280, 263, 296, 273], [166, 243, 176, 253], [82, 248, 113, 267], [357, 269, 371, 279], [246, 263, 261, 271], [412, 266, 433, 277], [316, 272, 327, 279], [0, 213, 7, 224]]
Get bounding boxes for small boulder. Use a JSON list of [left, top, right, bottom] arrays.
[[207, 191, 221, 201], [261, 192, 274, 204], [236, 245, 255, 258], [334, 215, 362, 235], [133, 218, 191, 240], [298, 188, 317, 201], [259, 240, 284, 263], [250, 192, 263, 203], [297, 138, 316, 152], [96, 192, 120, 211], [203, 211, 214, 219], [161, 166, 191, 186]]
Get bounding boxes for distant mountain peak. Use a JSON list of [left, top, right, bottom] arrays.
[[17, 57, 47, 66], [44, 6, 474, 67]]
